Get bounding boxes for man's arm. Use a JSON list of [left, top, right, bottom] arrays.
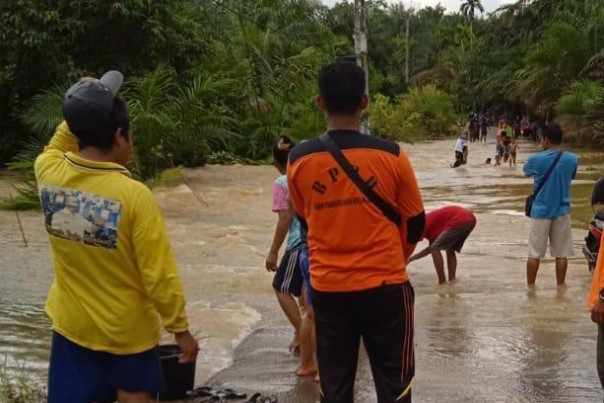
[[408, 245, 432, 264], [44, 121, 79, 154], [132, 187, 198, 361], [35, 122, 79, 181], [396, 148, 426, 259], [133, 190, 189, 332]]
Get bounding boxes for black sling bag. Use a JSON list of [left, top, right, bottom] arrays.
[[319, 132, 402, 227]]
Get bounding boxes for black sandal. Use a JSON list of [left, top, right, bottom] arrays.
[[245, 393, 277, 403], [221, 388, 248, 399], [191, 386, 216, 397], [191, 386, 247, 400], [245, 393, 262, 403]]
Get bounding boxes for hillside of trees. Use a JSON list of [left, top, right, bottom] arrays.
[[1, 0, 603, 179]]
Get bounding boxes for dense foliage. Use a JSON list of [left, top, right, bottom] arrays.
[[371, 86, 457, 141], [366, 0, 604, 144], [2, 0, 604, 178], [1, 0, 344, 172]]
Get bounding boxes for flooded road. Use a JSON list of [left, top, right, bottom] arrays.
[[1, 131, 604, 402]]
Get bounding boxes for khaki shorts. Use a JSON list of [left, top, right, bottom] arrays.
[[528, 214, 574, 259]]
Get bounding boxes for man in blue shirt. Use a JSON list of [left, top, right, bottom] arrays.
[[523, 123, 578, 286]]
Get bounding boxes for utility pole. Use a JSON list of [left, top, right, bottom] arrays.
[[405, 1, 414, 86], [354, 0, 370, 133], [405, 14, 410, 85]]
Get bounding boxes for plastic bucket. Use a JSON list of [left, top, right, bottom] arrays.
[[158, 344, 196, 401]]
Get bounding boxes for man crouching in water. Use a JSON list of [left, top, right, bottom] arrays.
[[408, 206, 477, 284], [452, 133, 468, 168]]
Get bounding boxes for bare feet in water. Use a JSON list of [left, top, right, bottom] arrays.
[[296, 366, 318, 377]]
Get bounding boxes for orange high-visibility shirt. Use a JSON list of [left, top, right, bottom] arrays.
[[287, 130, 425, 293]]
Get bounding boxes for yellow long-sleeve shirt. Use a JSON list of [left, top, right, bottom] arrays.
[[34, 122, 189, 354]]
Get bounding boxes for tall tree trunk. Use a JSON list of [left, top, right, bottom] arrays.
[[405, 14, 410, 85]]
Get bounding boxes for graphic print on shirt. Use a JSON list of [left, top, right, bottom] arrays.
[[311, 165, 378, 211], [40, 185, 123, 249]]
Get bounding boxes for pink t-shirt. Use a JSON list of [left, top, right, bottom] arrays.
[[271, 175, 302, 251], [272, 176, 289, 212]]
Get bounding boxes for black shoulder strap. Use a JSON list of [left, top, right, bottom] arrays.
[[533, 151, 563, 198], [319, 132, 402, 227]]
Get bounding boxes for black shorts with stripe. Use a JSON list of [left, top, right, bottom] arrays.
[[272, 248, 304, 297], [313, 282, 414, 403]]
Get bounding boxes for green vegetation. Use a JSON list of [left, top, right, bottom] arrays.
[[0, 362, 46, 403], [2, 0, 604, 185], [371, 86, 456, 141]]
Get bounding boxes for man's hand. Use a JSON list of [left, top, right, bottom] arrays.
[[174, 330, 199, 364], [407, 255, 417, 265], [266, 251, 278, 272]]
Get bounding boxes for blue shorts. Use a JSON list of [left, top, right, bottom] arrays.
[[299, 248, 314, 305], [48, 331, 163, 403]]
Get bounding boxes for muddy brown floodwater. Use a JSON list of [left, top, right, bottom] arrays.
[[1, 130, 604, 402]]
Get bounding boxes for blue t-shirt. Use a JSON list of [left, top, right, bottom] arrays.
[[273, 175, 302, 251], [523, 149, 578, 219]]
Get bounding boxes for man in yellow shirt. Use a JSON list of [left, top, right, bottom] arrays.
[[35, 71, 199, 403]]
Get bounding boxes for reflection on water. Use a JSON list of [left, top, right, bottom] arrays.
[[1, 131, 603, 402], [0, 301, 50, 372]]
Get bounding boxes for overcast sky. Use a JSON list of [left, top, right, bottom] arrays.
[[321, 0, 515, 14]]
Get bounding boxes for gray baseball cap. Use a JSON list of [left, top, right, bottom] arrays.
[[63, 70, 124, 134]]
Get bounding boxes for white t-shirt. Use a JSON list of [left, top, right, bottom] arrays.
[[455, 138, 467, 153]]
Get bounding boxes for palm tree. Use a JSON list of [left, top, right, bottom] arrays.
[[515, 18, 604, 120], [581, 49, 604, 80], [555, 79, 603, 125], [493, 0, 541, 46], [460, 0, 484, 31]]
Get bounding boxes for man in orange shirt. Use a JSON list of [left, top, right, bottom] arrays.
[[288, 62, 425, 403], [587, 238, 604, 389]]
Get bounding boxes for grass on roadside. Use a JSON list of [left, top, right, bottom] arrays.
[[0, 361, 46, 403], [0, 182, 41, 212]]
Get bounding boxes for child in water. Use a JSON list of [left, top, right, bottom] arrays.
[[495, 131, 505, 165], [509, 137, 518, 167], [503, 133, 511, 163]]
